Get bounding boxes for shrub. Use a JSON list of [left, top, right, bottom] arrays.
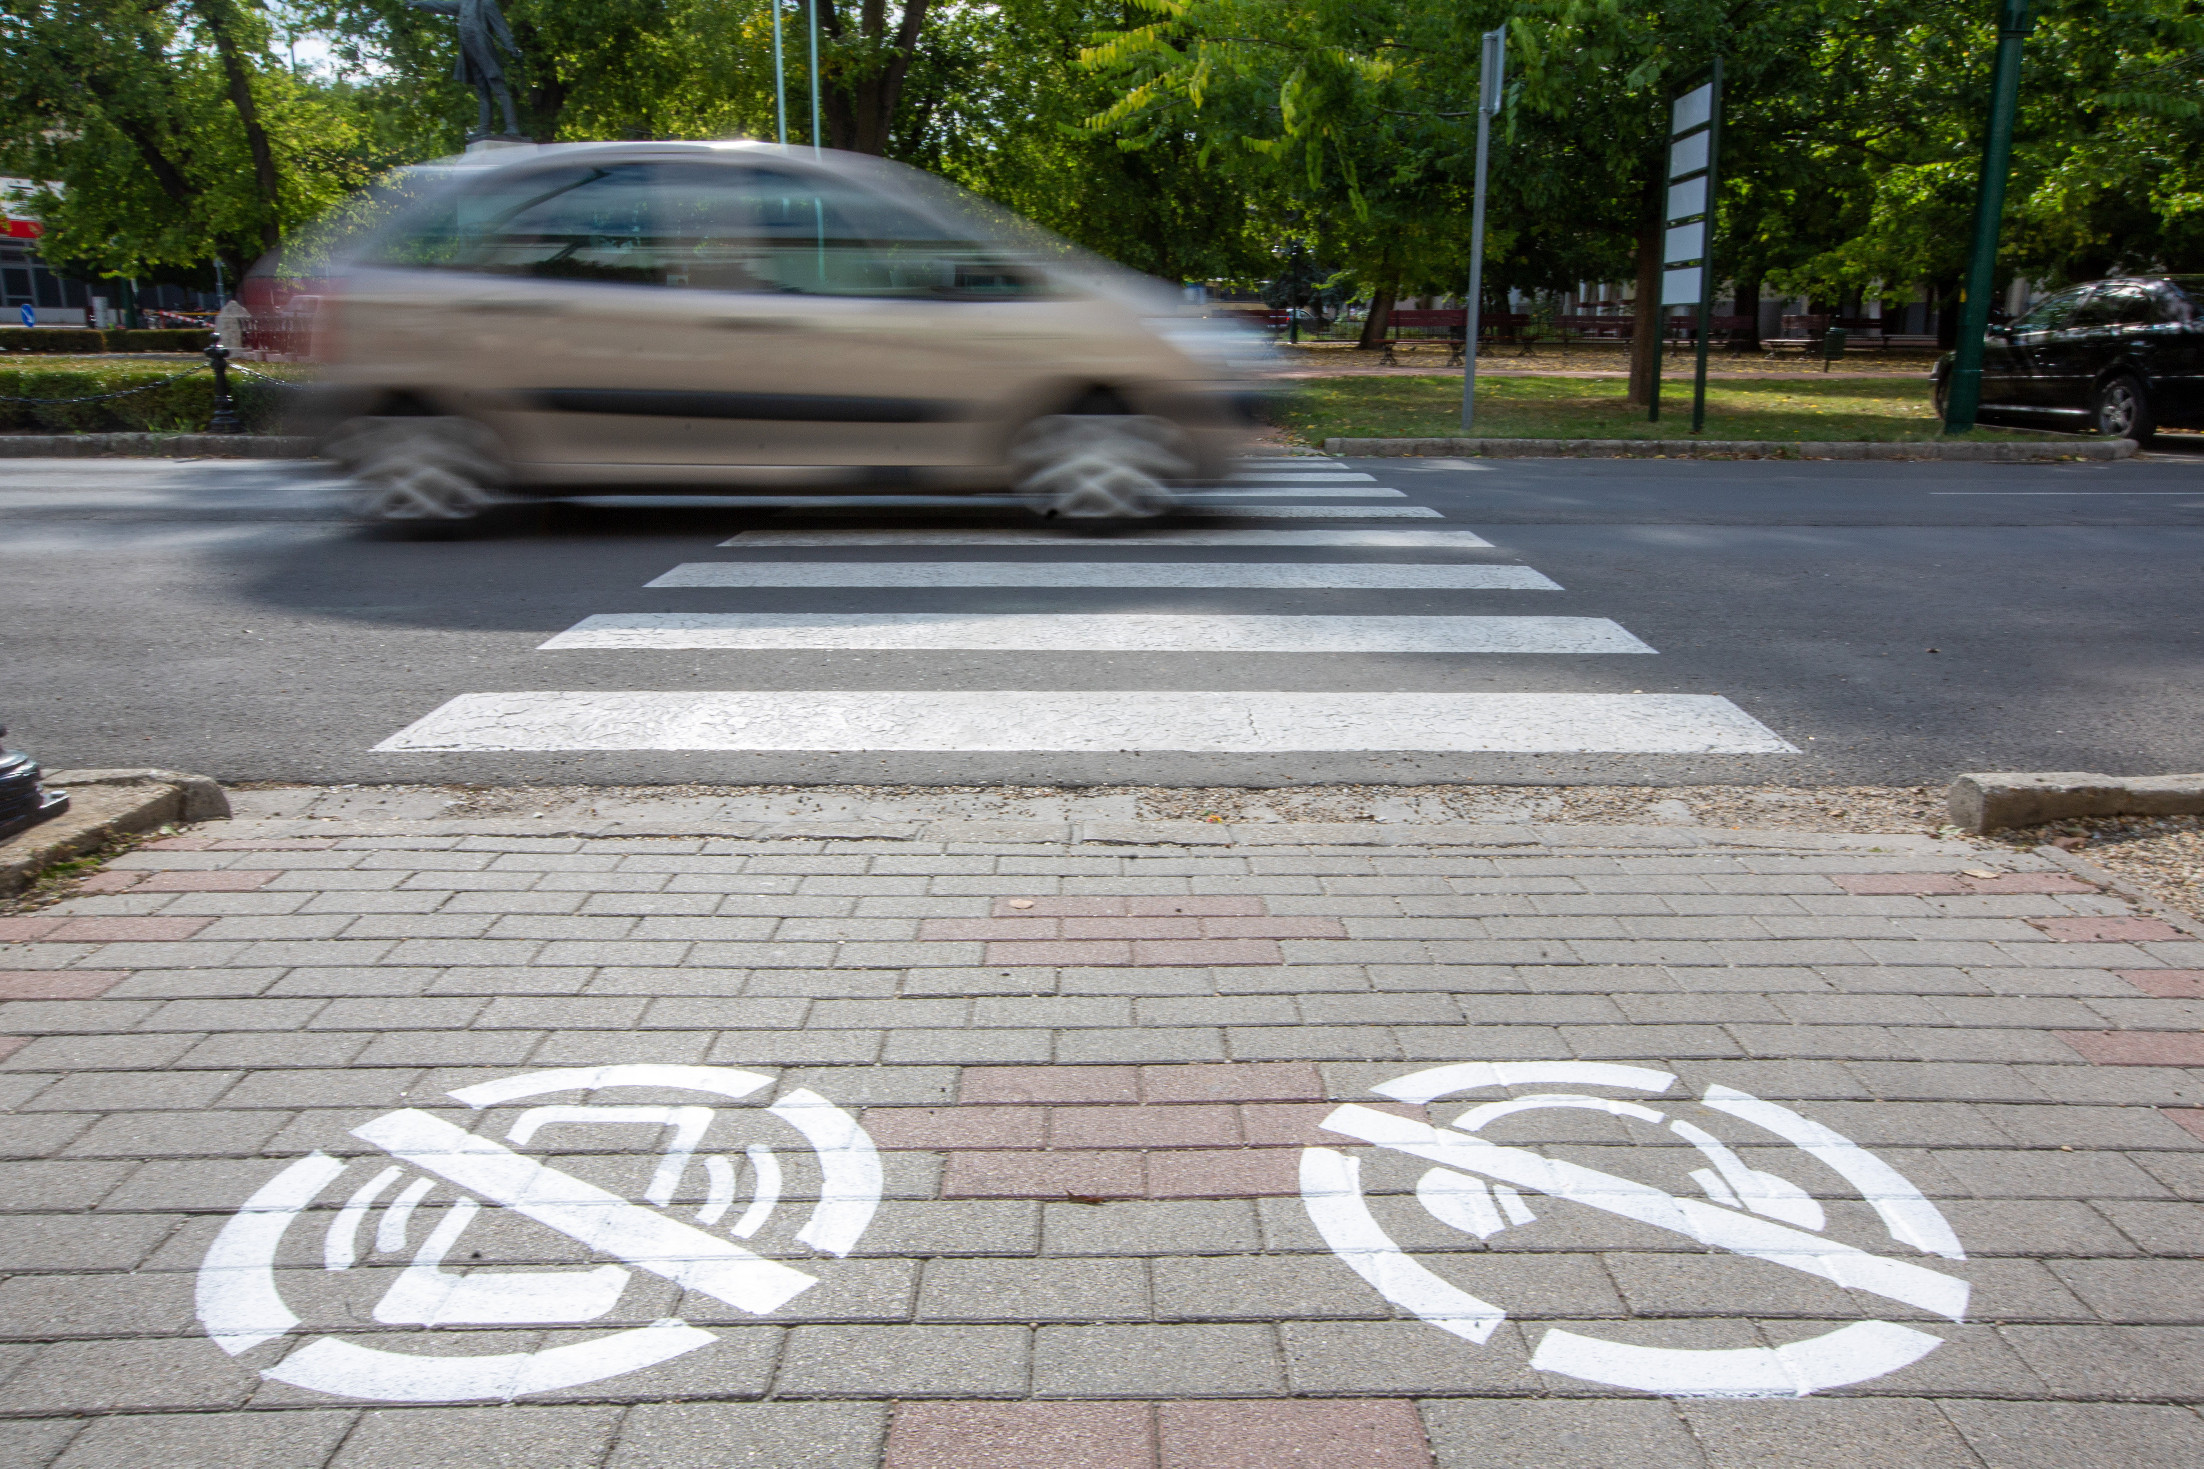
[[0, 362, 290, 433], [0, 328, 106, 353], [106, 328, 213, 353]]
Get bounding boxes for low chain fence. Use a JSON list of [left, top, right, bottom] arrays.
[[0, 356, 295, 435]]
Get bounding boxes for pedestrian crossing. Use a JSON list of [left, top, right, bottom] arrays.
[[643, 563, 1560, 590], [539, 613, 1654, 654], [375, 457, 1795, 757]]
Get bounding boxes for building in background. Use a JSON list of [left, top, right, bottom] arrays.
[[1, 178, 224, 328]]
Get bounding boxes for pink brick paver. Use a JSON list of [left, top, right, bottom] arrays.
[[1157, 1400, 1434, 1469], [1048, 1104, 1242, 1150], [0, 917, 65, 942], [0, 971, 130, 1000], [1062, 917, 1204, 940], [2058, 1031, 2204, 1066], [888, 1402, 1155, 1469], [131, 869, 280, 892], [71, 871, 145, 894], [2030, 916, 2187, 942], [0, 1037, 24, 1063], [2118, 970, 2204, 998]]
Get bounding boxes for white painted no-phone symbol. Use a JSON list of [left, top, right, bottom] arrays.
[[197, 1064, 882, 1402], [1301, 1062, 1969, 1397]]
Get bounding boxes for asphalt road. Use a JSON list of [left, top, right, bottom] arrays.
[[2, 451, 2200, 788]]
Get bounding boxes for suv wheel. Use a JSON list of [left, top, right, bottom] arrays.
[[2090, 375, 2157, 445], [1011, 413, 1191, 521], [328, 416, 522, 532]]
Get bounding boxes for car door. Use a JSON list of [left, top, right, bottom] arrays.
[[2024, 285, 2114, 416], [2100, 281, 2187, 419], [636, 160, 1069, 471], [1989, 286, 2078, 411]]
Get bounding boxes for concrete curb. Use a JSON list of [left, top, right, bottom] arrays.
[[1948, 770, 2204, 833], [1322, 436, 2139, 461], [179, 813, 1985, 855], [0, 434, 314, 459], [0, 769, 230, 896]]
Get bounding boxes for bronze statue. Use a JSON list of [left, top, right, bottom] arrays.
[[410, 0, 524, 141]]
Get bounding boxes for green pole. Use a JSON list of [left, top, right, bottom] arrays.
[[1461, 26, 1506, 434], [772, 0, 786, 145], [1690, 58, 1723, 435], [1943, 0, 2033, 434]]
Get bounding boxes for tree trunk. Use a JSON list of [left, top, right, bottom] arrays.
[[194, 0, 281, 252], [1357, 287, 1397, 350], [817, 0, 931, 155], [1934, 278, 1961, 348], [1626, 172, 1663, 405], [1733, 274, 1761, 348]]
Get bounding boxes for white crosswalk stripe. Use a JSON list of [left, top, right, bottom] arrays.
[[376, 691, 1792, 754], [541, 614, 1653, 654], [644, 563, 1562, 590], [1181, 487, 1408, 500], [716, 529, 1496, 547], [375, 456, 1796, 758]]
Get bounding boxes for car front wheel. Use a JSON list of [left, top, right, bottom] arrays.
[[327, 416, 525, 533], [1011, 413, 1191, 521], [2090, 375, 2157, 445]]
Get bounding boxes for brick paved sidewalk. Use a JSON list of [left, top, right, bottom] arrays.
[[3, 815, 2203, 1468]]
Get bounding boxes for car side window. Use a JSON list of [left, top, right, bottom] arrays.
[[370, 164, 664, 285], [2064, 288, 2124, 330], [2011, 288, 2085, 334], [654, 166, 1049, 299], [2099, 284, 2169, 326]]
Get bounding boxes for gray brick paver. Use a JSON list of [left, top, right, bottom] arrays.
[[13, 823, 2204, 1456]]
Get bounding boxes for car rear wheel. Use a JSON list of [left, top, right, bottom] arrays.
[[2090, 374, 2157, 445], [327, 416, 524, 533], [1011, 413, 1191, 521]]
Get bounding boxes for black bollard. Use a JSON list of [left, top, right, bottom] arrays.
[[0, 724, 69, 843], [204, 341, 243, 434]]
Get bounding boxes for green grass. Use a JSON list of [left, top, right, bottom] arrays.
[[1269, 373, 2069, 445]]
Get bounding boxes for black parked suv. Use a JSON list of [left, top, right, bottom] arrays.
[[1933, 275, 2203, 444]]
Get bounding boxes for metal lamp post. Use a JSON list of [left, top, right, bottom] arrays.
[[772, 0, 787, 145], [1942, 0, 2034, 435], [1460, 26, 1507, 433], [807, 0, 822, 156]]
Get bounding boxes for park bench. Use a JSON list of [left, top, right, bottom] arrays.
[[1373, 309, 1530, 365]]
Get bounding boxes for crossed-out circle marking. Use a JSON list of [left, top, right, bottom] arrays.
[[197, 1064, 881, 1402], [1300, 1061, 1970, 1398]]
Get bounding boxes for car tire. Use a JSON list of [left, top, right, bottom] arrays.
[[1011, 413, 1191, 521], [327, 415, 524, 534], [2090, 374, 2157, 445], [1932, 371, 1950, 421]]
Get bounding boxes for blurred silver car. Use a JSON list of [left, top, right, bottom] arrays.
[[298, 142, 1264, 528]]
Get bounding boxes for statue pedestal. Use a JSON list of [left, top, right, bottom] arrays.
[[464, 136, 533, 155]]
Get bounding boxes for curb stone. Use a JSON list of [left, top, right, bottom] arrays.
[[1948, 770, 2204, 832], [0, 767, 229, 896], [0, 433, 313, 459], [1321, 435, 2138, 461]]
